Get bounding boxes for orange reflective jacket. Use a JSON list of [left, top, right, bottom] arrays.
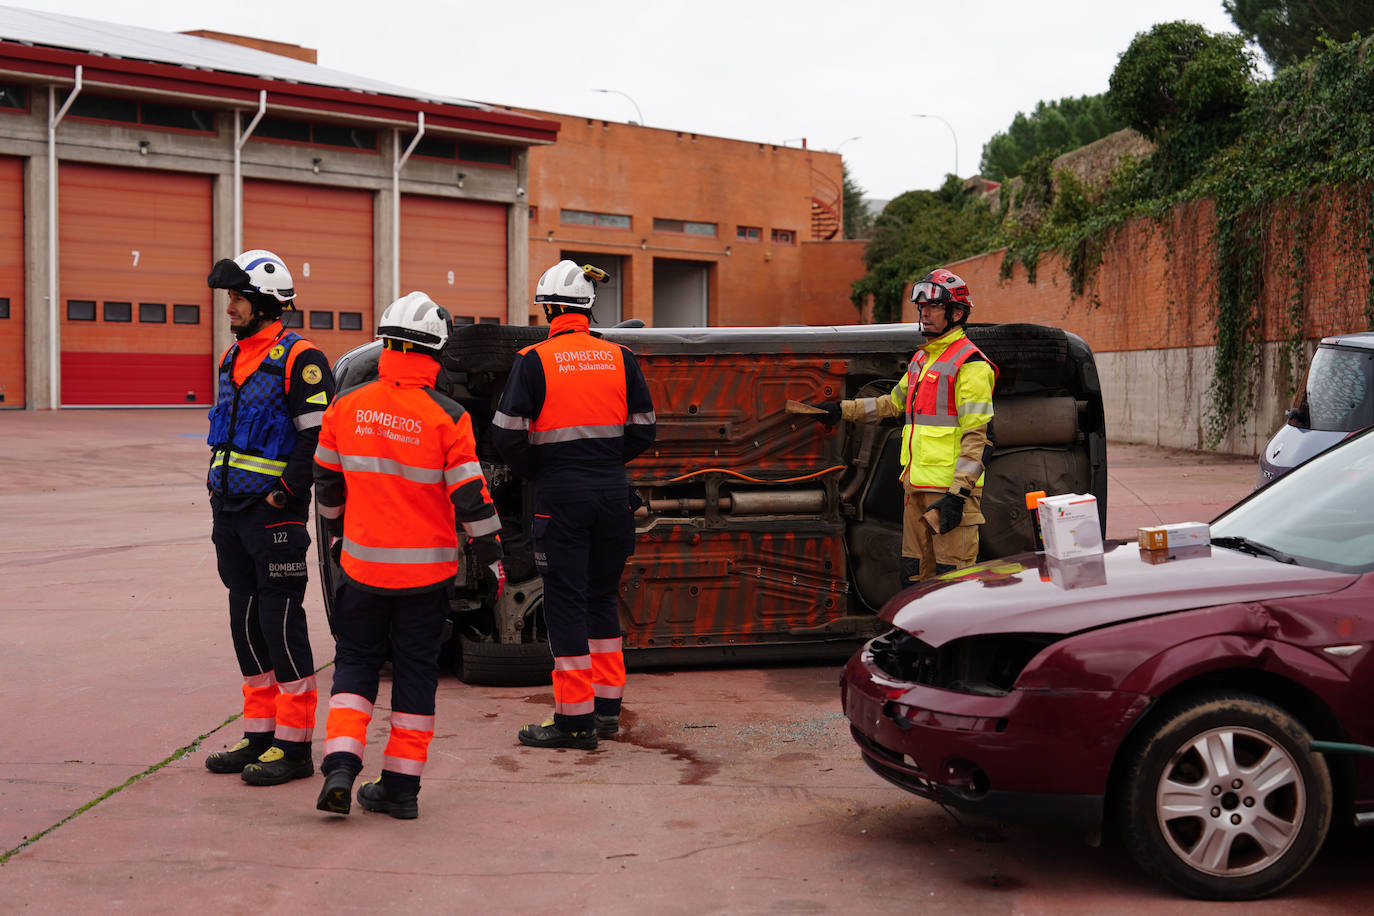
[[314, 349, 501, 591]]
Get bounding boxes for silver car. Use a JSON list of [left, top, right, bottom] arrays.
[[1258, 332, 1374, 487]]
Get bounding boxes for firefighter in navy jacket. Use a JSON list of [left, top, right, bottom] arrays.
[[493, 261, 656, 750], [203, 249, 336, 787], [313, 292, 504, 819]]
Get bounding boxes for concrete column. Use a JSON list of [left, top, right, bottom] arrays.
[[23, 150, 51, 410], [373, 186, 393, 317], [507, 149, 530, 325], [210, 170, 235, 372]]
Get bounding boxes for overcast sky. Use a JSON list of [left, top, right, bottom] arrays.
[[10, 0, 1244, 201]]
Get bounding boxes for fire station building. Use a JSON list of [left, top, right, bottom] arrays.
[[0, 7, 864, 410]]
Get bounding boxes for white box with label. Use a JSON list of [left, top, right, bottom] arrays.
[[1037, 493, 1103, 559]]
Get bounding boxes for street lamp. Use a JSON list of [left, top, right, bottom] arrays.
[[834, 135, 862, 152], [593, 89, 644, 125], [914, 113, 958, 178]]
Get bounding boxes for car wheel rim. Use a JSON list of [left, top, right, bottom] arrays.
[[1155, 725, 1305, 878]]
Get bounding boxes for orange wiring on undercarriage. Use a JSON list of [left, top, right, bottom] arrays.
[[664, 465, 846, 485]]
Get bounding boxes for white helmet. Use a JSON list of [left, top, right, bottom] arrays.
[[377, 291, 451, 354], [207, 249, 295, 302], [535, 259, 604, 320]]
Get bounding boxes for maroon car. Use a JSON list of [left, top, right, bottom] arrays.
[[841, 427, 1374, 900]]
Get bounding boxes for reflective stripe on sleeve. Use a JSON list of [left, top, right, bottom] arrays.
[[343, 538, 459, 565], [315, 445, 341, 465], [857, 397, 881, 421], [317, 501, 344, 519], [461, 514, 502, 538], [629, 411, 656, 425], [340, 454, 444, 484], [492, 411, 530, 431], [958, 400, 994, 417], [293, 411, 325, 430], [445, 461, 484, 485], [530, 424, 625, 444], [955, 457, 984, 476]]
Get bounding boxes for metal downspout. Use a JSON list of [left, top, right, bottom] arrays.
[[47, 66, 82, 409], [392, 112, 424, 300], [233, 90, 267, 253]]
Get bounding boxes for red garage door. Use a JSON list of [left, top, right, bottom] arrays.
[[0, 156, 23, 408], [244, 180, 373, 363], [60, 163, 213, 406], [400, 195, 506, 323]]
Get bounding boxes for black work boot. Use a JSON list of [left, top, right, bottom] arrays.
[[357, 778, 419, 820], [205, 737, 269, 774], [519, 717, 598, 750], [316, 768, 357, 815], [241, 746, 314, 785], [593, 713, 620, 737]]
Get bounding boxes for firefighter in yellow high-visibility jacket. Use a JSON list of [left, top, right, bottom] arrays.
[[812, 268, 996, 586]]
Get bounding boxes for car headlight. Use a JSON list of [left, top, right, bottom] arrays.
[[868, 628, 1063, 696]]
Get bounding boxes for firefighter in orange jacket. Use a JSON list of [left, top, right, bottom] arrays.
[[203, 249, 335, 786], [493, 261, 656, 750], [313, 292, 504, 819], [813, 268, 996, 586]]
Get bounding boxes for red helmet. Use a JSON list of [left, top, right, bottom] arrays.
[[911, 268, 973, 309]]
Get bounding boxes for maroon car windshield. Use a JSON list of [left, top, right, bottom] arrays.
[[1212, 427, 1374, 574]]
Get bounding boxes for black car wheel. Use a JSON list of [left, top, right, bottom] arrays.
[[1118, 693, 1332, 900]]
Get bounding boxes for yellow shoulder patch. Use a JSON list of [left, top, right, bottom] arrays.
[[306, 391, 329, 406], [269, 344, 286, 360], [302, 364, 322, 385]]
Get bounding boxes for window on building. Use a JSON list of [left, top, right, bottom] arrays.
[[67, 300, 97, 321], [451, 315, 475, 326], [103, 301, 132, 322], [0, 84, 29, 112], [280, 310, 303, 329], [459, 142, 514, 166], [736, 226, 762, 241], [248, 115, 377, 151], [561, 209, 631, 229], [0, 297, 10, 318], [339, 312, 363, 331], [309, 311, 334, 330], [69, 93, 214, 133], [479, 316, 500, 324], [139, 303, 167, 323], [771, 228, 795, 245], [655, 218, 717, 237], [172, 304, 201, 325], [408, 135, 458, 159], [528, 206, 538, 221]]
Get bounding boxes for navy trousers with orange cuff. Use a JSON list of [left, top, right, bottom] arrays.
[[321, 582, 447, 797], [212, 500, 317, 758], [533, 485, 634, 734]]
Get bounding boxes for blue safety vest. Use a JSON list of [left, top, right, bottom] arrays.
[[206, 333, 302, 497]]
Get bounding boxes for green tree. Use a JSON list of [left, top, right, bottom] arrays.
[[850, 176, 998, 322], [1225, 0, 1374, 68], [1108, 21, 1255, 192], [979, 94, 1125, 182], [841, 162, 871, 240]]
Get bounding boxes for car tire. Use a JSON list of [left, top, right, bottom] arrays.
[[456, 635, 553, 687], [1117, 692, 1332, 900]]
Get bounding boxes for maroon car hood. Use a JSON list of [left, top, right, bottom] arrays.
[[886, 543, 1358, 646]]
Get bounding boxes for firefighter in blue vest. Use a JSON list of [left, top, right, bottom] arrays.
[[812, 268, 996, 586], [202, 249, 336, 786]]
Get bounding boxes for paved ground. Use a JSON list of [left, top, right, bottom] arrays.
[[1, 410, 1368, 913]]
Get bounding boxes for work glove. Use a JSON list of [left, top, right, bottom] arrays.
[[812, 401, 842, 427], [487, 560, 506, 602], [924, 492, 966, 535]]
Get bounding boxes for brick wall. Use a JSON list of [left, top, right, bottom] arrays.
[[904, 193, 1373, 454], [520, 111, 863, 327]]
